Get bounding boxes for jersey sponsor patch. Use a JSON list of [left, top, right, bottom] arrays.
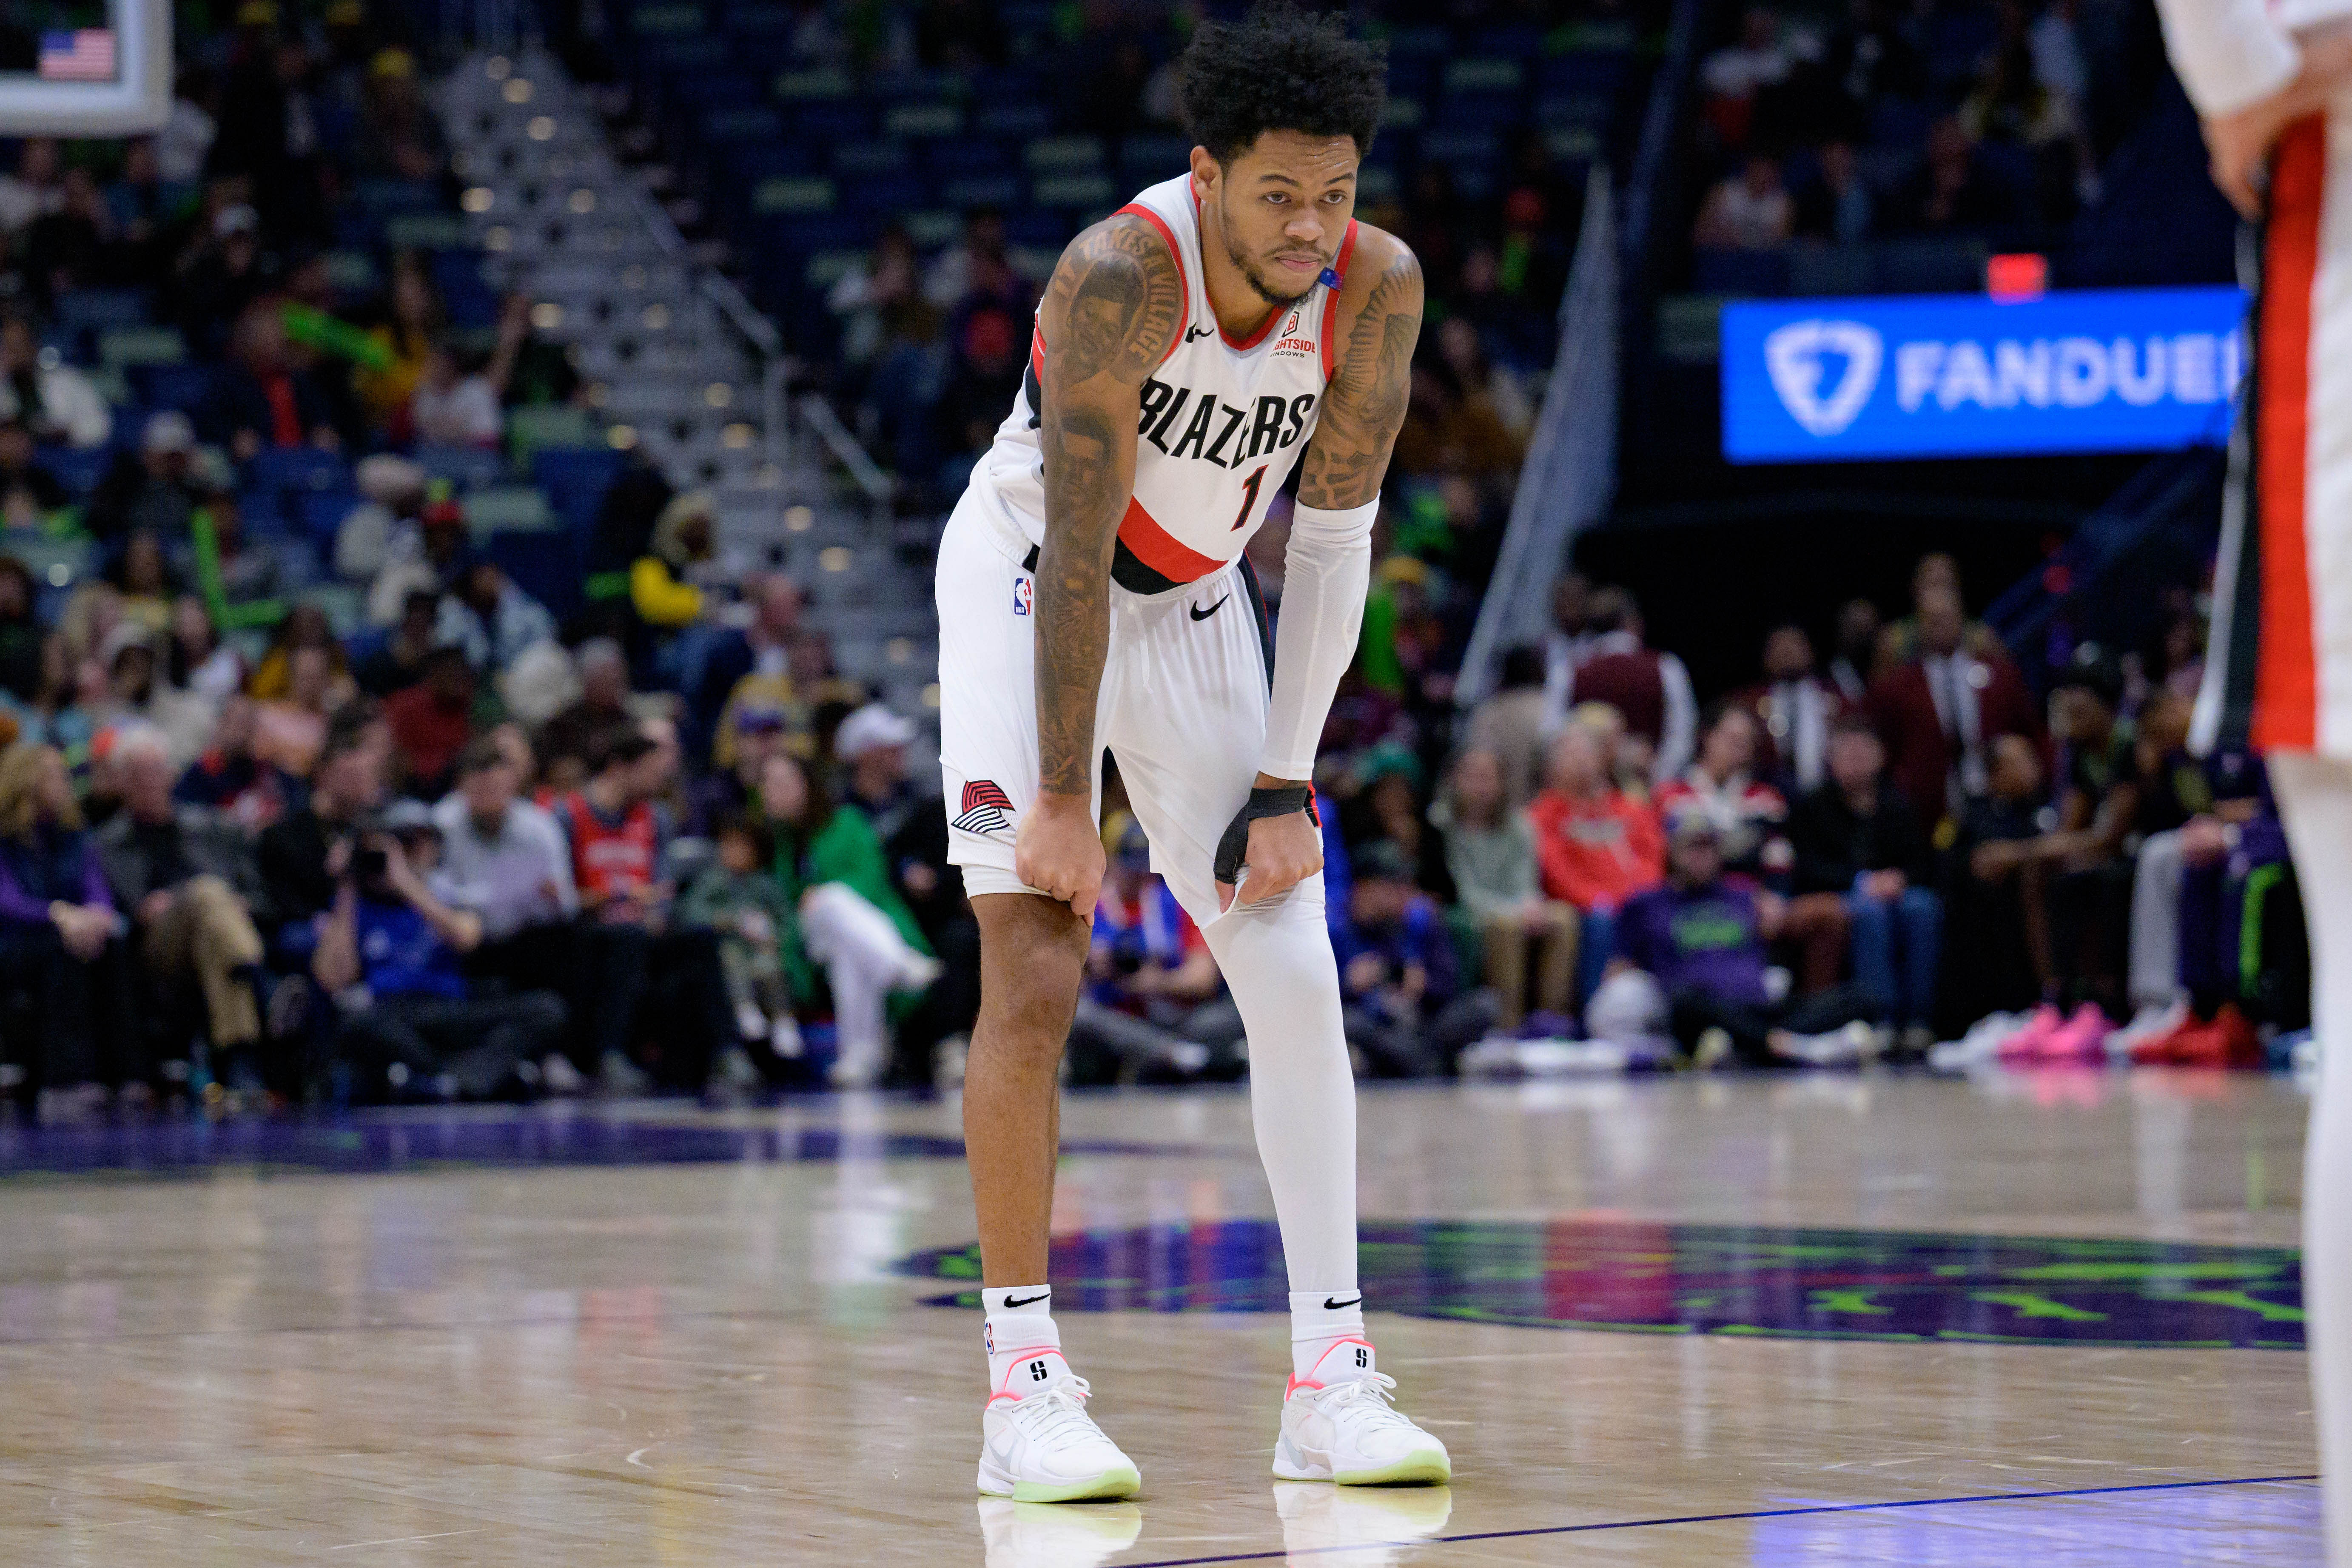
[[953, 780, 1017, 837], [1012, 575, 1033, 616]]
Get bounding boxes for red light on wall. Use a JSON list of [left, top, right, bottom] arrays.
[[1988, 253, 2048, 300]]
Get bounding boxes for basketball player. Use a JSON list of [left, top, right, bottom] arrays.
[[934, 7, 1448, 1500], [2156, 6, 2352, 1559]]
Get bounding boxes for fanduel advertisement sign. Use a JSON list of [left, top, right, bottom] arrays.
[[1720, 287, 2248, 463]]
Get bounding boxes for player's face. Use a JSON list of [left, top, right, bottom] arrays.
[[1195, 131, 1360, 308]]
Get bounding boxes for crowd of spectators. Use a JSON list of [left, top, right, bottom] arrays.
[[1686, 0, 2138, 283]]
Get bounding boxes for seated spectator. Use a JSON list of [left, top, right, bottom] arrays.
[[1654, 703, 1791, 881], [384, 643, 478, 796], [1464, 643, 1550, 811], [1868, 585, 2037, 827], [96, 623, 211, 768], [1334, 839, 1484, 1076], [169, 595, 244, 706], [352, 587, 442, 698], [1548, 588, 1695, 785], [1349, 744, 1454, 901], [1735, 623, 1847, 795], [2126, 701, 2269, 1022], [334, 454, 429, 588], [688, 572, 802, 756], [1694, 153, 1794, 250], [251, 643, 345, 780], [0, 418, 64, 524], [1699, 6, 1798, 148], [552, 728, 735, 1093], [1789, 717, 1940, 1045], [176, 694, 301, 832], [0, 742, 140, 1116], [679, 811, 801, 1070], [758, 750, 942, 1089], [248, 604, 347, 702], [189, 490, 290, 632], [410, 345, 504, 449], [111, 529, 177, 637], [1891, 117, 2013, 235], [1828, 596, 1881, 703], [538, 637, 634, 785], [97, 726, 269, 1075], [1068, 815, 1236, 1085], [1793, 139, 1872, 244], [363, 487, 467, 626], [1941, 732, 2056, 1030], [0, 555, 40, 704], [1438, 748, 1575, 1030], [1527, 721, 1666, 1006], [439, 561, 555, 677], [1588, 812, 1880, 1068], [631, 489, 715, 636], [212, 297, 343, 461], [259, 711, 388, 948], [312, 800, 564, 1102], [834, 700, 924, 843], [0, 313, 108, 448], [88, 413, 208, 544]]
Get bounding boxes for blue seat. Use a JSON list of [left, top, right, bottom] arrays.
[[1537, 52, 1629, 97], [940, 175, 1020, 211], [1117, 134, 1190, 185], [846, 174, 931, 214], [1002, 210, 1074, 250], [236, 486, 289, 538], [973, 102, 1051, 140], [129, 361, 216, 413], [38, 446, 111, 499], [486, 529, 588, 623], [833, 140, 911, 177], [431, 250, 501, 331], [246, 447, 353, 497], [299, 489, 362, 555], [928, 137, 1011, 178], [416, 445, 506, 492], [700, 105, 783, 145], [533, 448, 625, 529], [1691, 247, 1790, 296], [792, 102, 873, 142], [726, 142, 821, 184], [1436, 93, 1526, 135]]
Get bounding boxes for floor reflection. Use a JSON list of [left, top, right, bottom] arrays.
[[907, 1218, 2305, 1347]]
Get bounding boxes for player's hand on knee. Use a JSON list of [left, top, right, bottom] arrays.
[[1014, 792, 1104, 922], [1216, 786, 1323, 911]]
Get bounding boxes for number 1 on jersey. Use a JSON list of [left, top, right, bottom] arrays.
[[1233, 465, 1267, 530]]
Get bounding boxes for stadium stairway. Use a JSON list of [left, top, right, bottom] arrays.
[[436, 49, 943, 733]]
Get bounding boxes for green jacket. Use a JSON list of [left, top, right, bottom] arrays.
[[769, 804, 934, 1004]]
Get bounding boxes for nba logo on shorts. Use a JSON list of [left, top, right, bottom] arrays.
[[1012, 576, 1033, 616]]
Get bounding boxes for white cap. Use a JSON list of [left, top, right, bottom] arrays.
[[141, 410, 195, 455], [834, 702, 916, 760]]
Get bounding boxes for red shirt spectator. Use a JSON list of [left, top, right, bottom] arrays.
[[1527, 725, 1665, 911], [384, 647, 475, 795]]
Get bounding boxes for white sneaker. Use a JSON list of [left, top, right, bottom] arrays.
[[977, 1498, 1142, 1568], [1273, 1480, 1452, 1568], [1274, 1343, 1450, 1487], [977, 1374, 1142, 1503], [539, 1054, 587, 1096]]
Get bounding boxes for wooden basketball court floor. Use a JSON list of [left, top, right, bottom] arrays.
[[0, 1070, 2322, 1565]]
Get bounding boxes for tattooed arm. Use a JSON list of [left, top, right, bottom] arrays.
[[1015, 212, 1184, 917], [1296, 228, 1424, 512]]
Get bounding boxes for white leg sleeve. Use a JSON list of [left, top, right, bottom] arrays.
[[2129, 828, 2188, 1011], [1199, 880, 1358, 1295], [2272, 751, 2352, 1565]]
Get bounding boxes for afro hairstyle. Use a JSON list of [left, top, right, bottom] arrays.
[[1176, 4, 1388, 166]]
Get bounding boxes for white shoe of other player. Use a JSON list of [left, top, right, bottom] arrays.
[[976, 1498, 1142, 1568], [977, 1372, 1142, 1503], [1273, 1480, 1453, 1568], [1273, 1340, 1451, 1486]]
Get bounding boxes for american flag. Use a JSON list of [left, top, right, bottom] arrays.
[[38, 30, 117, 82]]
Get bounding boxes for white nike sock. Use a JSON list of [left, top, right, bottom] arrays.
[[981, 1285, 1065, 1399], [1289, 1289, 1371, 1383], [1199, 888, 1359, 1292]]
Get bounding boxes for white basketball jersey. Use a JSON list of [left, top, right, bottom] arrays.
[[969, 173, 1360, 592]]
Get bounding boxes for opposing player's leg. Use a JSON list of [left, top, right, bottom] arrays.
[[1105, 569, 1447, 1485], [2274, 752, 2352, 1559], [937, 493, 1138, 1502]]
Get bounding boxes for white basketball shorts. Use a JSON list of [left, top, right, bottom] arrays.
[[934, 484, 1304, 924]]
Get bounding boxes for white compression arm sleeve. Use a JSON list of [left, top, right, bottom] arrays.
[[1259, 498, 1378, 781], [2153, 0, 2299, 115]]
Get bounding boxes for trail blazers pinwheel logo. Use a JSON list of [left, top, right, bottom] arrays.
[[1765, 319, 1883, 435], [953, 780, 1016, 836]]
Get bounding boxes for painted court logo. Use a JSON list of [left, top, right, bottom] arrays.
[[1765, 319, 1883, 435], [953, 780, 1016, 837]]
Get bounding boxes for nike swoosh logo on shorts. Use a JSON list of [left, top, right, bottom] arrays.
[[1191, 595, 1230, 622]]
